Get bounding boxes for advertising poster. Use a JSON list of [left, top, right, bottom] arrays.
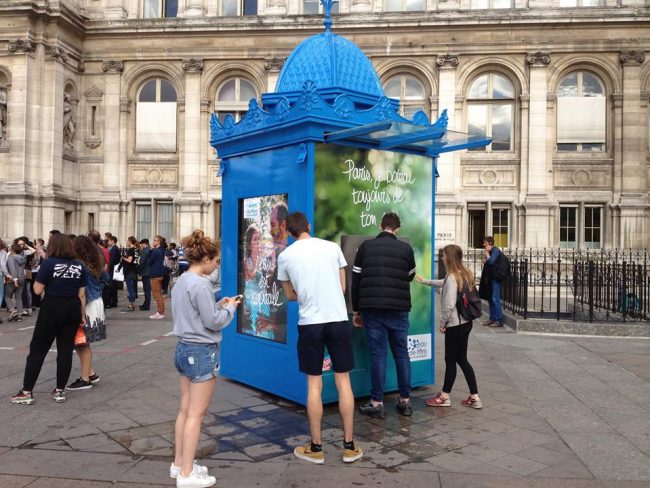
[[237, 194, 288, 344], [314, 144, 433, 340]]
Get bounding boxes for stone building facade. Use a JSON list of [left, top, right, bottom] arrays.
[[0, 0, 648, 248]]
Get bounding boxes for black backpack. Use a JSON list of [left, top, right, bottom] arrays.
[[493, 252, 511, 282], [456, 281, 483, 322]]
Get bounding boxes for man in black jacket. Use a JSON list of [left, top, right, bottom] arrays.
[[107, 235, 122, 308], [351, 212, 416, 418]]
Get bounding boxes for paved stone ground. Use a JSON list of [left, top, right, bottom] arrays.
[[0, 291, 649, 488]]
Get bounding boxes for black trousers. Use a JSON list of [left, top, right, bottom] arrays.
[[442, 322, 478, 395], [22, 294, 81, 391]]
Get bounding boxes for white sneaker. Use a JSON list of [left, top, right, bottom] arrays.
[[149, 312, 165, 319], [176, 470, 216, 488], [170, 461, 208, 479]]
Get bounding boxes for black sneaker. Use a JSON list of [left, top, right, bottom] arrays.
[[66, 378, 92, 391], [359, 400, 386, 419], [396, 399, 412, 417], [89, 373, 100, 384]]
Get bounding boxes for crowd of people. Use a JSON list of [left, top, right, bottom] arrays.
[[2, 213, 508, 488]]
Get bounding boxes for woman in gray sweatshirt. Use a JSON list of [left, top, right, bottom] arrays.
[[170, 230, 241, 488], [416, 244, 482, 410], [5, 242, 26, 322]]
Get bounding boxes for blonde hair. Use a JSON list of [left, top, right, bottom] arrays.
[[182, 229, 220, 264], [443, 244, 474, 292]]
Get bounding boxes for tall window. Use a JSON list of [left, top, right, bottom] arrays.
[[557, 71, 605, 152], [304, 0, 338, 13], [222, 0, 257, 16], [158, 202, 174, 240], [215, 78, 258, 124], [470, 0, 512, 7], [143, 0, 178, 17], [467, 73, 514, 151], [136, 204, 152, 241], [559, 206, 577, 249], [584, 206, 602, 249], [383, 74, 426, 119], [492, 207, 509, 248], [136, 78, 177, 152], [385, 0, 424, 11]]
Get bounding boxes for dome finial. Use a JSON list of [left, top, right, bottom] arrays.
[[320, 0, 333, 32]]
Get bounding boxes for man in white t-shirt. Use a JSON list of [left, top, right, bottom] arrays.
[[277, 211, 363, 466]]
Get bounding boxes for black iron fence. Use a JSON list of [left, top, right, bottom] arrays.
[[455, 248, 650, 323]]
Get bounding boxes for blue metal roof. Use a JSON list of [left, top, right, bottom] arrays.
[[276, 32, 383, 97]]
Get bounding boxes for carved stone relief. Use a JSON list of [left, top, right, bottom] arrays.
[[130, 166, 178, 186], [554, 167, 609, 189], [462, 167, 517, 188], [0, 88, 7, 149], [63, 93, 76, 149]]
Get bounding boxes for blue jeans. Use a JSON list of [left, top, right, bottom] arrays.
[[141, 275, 151, 309], [489, 279, 503, 321], [174, 342, 220, 383], [0, 278, 4, 308], [125, 276, 137, 304], [362, 310, 411, 401]]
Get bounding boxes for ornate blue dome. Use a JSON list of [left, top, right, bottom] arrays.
[[276, 32, 383, 97]]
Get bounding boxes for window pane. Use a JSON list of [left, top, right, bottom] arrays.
[[403, 105, 425, 119], [304, 0, 319, 13], [404, 76, 424, 99], [386, 0, 401, 11], [493, 0, 511, 7], [492, 209, 509, 248], [468, 104, 488, 137], [384, 78, 401, 98], [406, 0, 424, 10], [137, 205, 152, 241], [492, 74, 514, 99], [222, 0, 237, 16], [582, 72, 603, 97], [582, 0, 601, 5], [331, 1, 339, 12], [243, 0, 257, 15], [239, 80, 257, 101], [160, 80, 177, 102], [468, 75, 488, 99], [158, 203, 173, 239], [165, 0, 178, 17], [144, 0, 160, 18], [471, 0, 489, 7], [559, 0, 577, 6], [491, 104, 512, 151], [139, 80, 156, 102], [558, 73, 578, 97], [136, 102, 177, 152], [218, 80, 237, 101]]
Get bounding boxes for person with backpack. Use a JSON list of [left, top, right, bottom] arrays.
[[416, 244, 482, 409], [478, 236, 507, 328]]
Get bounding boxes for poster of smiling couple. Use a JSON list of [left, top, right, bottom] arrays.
[[237, 194, 289, 344]]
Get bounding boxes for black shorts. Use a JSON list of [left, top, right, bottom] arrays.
[[297, 321, 354, 376]]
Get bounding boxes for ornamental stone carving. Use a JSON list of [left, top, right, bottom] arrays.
[[526, 51, 551, 66], [264, 57, 285, 72], [45, 45, 68, 63], [102, 60, 124, 73], [436, 54, 459, 68], [181, 58, 204, 72], [78, 60, 86, 73], [0, 88, 7, 149], [619, 50, 645, 65], [8, 39, 36, 54]]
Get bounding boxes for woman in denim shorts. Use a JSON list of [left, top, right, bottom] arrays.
[[170, 230, 241, 488]]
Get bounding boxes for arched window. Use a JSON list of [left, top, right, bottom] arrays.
[[467, 72, 514, 152], [557, 71, 605, 152], [136, 78, 177, 152], [215, 77, 258, 123], [383, 74, 426, 119]]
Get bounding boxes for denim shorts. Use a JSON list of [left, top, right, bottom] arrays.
[[174, 342, 220, 383]]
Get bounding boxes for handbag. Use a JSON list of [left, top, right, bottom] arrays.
[[74, 325, 87, 346], [112, 267, 125, 282]]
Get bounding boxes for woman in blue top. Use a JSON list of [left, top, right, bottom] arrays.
[[11, 233, 87, 405], [67, 236, 108, 391], [149, 235, 166, 320]]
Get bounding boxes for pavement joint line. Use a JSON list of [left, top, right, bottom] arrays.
[[140, 339, 158, 346], [163, 331, 174, 336], [0, 346, 14, 350], [17, 326, 35, 330]]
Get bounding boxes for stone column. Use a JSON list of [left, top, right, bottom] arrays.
[[264, 58, 284, 93], [435, 54, 461, 247], [179, 59, 204, 236], [617, 50, 647, 248], [524, 51, 553, 247], [184, 0, 205, 16], [100, 61, 124, 233]]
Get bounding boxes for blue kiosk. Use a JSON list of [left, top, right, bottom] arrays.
[[210, 2, 490, 405]]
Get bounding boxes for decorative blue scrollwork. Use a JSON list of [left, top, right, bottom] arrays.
[[274, 97, 291, 122], [298, 80, 321, 112], [411, 110, 430, 126], [296, 143, 308, 164], [217, 158, 228, 176], [333, 95, 354, 119], [222, 114, 236, 136], [374, 96, 397, 121], [433, 109, 448, 130]]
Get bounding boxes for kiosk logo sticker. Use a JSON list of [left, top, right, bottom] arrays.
[[407, 334, 431, 361]]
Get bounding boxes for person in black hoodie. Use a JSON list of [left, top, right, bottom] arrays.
[[351, 212, 416, 418]]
